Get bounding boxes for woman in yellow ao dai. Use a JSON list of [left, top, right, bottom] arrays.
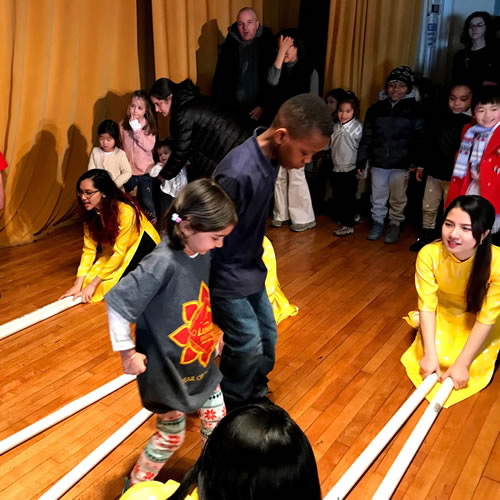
[[61, 170, 159, 304], [401, 195, 500, 407]]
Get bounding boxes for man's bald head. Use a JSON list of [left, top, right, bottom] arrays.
[[237, 7, 259, 41]]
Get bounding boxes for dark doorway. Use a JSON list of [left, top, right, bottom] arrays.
[[298, 0, 331, 96]]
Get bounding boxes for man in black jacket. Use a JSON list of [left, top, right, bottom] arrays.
[[212, 7, 275, 125], [150, 78, 250, 181]]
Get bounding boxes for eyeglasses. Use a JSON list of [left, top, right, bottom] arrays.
[[77, 189, 100, 199], [469, 23, 485, 29], [387, 82, 408, 89]]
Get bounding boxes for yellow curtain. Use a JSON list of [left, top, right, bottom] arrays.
[[0, 0, 143, 247], [324, 0, 423, 116], [262, 0, 300, 36]]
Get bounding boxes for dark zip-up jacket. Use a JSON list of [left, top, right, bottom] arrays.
[[159, 79, 250, 180], [357, 93, 424, 171]]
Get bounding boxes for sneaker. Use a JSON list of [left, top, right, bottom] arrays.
[[271, 219, 291, 228], [409, 229, 435, 252], [334, 225, 354, 237], [367, 221, 384, 240], [290, 220, 317, 232], [384, 224, 400, 244], [354, 214, 361, 224]]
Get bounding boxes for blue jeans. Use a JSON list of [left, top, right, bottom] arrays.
[[212, 288, 277, 405], [125, 175, 156, 218]]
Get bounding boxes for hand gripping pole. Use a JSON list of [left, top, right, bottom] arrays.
[[372, 377, 454, 500]]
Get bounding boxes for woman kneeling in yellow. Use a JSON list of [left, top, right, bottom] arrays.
[[61, 170, 160, 303], [402, 195, 500, 407]]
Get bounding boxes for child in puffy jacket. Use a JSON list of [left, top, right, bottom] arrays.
[[357, 66, 424, 244]]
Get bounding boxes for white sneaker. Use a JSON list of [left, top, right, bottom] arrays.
[[290, 220, 317, 232], [334, 225, 354, 237]]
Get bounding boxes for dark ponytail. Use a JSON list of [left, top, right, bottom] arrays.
[[444, 195, 495, 314]]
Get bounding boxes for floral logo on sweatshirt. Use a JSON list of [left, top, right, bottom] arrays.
[[169, 281, 215, 367]]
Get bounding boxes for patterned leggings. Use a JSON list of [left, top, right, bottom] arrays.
[[130, 386, 225, 485]]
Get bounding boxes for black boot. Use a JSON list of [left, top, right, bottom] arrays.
[[409, 228, 436, 252]]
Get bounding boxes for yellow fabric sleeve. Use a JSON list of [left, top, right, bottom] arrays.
[[76, 225, 97, 277], [477, 251, 500, 325], [415, 246, 439, 312], [97, 203, 138, 281]]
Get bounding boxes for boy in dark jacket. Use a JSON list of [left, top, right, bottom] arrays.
[[409, 83, 473, 251], [357, 66, 424, 243]]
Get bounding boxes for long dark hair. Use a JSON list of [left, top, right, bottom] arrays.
[[76, 170, 142, 245], [460, 11, 495, 48], [150, 78, 176, 100], [158, 178, 237, 251], [444, 195, 495, 313], [170, 403, 322, 500], [121, 90, 157, 135]]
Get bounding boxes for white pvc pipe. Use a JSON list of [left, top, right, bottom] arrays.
[[372, 377, 454, 500], [324, 373, 438, 500], [39, 408, 153, 500], [0, 296, 82, 340], [0, 374, 136, 455]]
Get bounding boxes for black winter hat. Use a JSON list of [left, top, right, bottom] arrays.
[[385, 65, 414, 91]]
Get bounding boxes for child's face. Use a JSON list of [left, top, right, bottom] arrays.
[[474, 101, 500, 128], [99, 133, 116, 153], [184, 224, 234, 256], [129, 97, 147, 121], [338, 103, 355, 124], [448, 86, 472, 114], [386, 81, 409, 102], [276, 130, 329, 170], [157, 146, 171, 166], [326, 96, 337, 114]]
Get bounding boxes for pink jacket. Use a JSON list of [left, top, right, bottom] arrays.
[[119, 122, 156, 175]]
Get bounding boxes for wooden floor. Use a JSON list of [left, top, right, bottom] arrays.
[[0, 216, 498, 499]]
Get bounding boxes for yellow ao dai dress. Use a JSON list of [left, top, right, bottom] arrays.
[[401, 241, 500, 407], [76, 202, 160, 302]]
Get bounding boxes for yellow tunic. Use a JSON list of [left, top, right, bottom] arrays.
[[76, 202, 160, 302], [120, 479, 198, 499], [401, 241, 500, 407], [263, 236, 298, 325]]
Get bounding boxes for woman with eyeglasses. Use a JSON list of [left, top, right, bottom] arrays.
[[452, 11, 500, 90], [60, 170, 160, 303]]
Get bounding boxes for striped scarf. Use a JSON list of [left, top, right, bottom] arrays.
[[453, 124, 494, 178]]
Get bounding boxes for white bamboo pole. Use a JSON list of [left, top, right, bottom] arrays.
[[324, 373, 438, 500], [0, 296, 82, 340], [39, 408, 153, 500], [0, 374, 136, 455], [372, 377, 454, 500]]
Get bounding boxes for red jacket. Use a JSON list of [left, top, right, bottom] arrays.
[[0, 151, 7, 171], [446, 122, 500, 214]]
